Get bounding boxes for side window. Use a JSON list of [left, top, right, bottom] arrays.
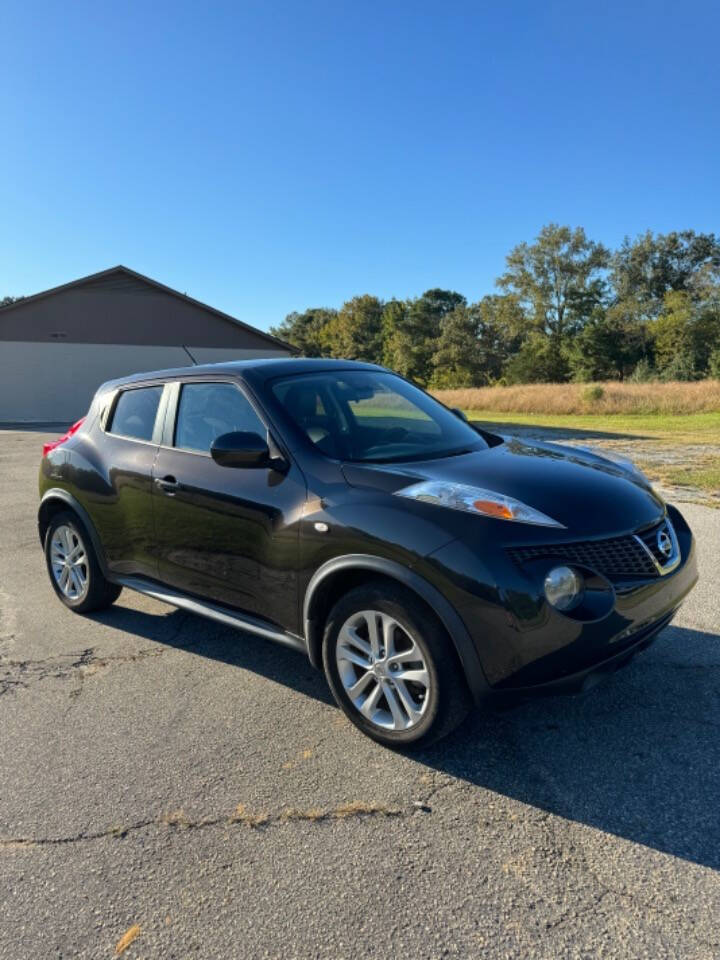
[[108, 386, 163, 441], [175, 382, 265, 453]]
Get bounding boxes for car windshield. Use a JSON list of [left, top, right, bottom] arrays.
[[270, 370, 487, 463]]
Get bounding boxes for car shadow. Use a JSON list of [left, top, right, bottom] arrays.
[[471, 419, 650, 442], [89, 603, 335, 706], [414, 623, 720, 872], [89, 605, 719, 871]]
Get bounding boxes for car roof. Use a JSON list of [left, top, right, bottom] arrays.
[[98, 357, 388, 393]]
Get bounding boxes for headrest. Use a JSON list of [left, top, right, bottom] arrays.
[[284, 385, 319, 420]]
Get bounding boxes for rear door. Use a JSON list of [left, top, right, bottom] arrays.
[[151, 378, 306, 630], [89, 383, 166, 578]]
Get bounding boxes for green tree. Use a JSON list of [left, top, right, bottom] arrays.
[[709, 346, 720, 379], [651, 290, 720, 380], [569, 306, 650, 381], [607, 231, 720, 380], [611, 230, 720, 309], [477, 295, 525, 373], [320, 294, 384, 362], [498, 224, 609, 340], [380, 299, 408, 368], [384, 289, 465, 384], [270, 307, 337, 356], [503, 331, 570, 384], [429, 305, 483, 388], [272, 226, 720, 386]]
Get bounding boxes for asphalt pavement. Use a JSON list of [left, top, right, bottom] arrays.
[[1, 427, 719, 959]]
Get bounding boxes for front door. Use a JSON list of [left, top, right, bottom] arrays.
[[152, 379, 306, 631]]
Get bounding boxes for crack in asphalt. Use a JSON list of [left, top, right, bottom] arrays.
[[527, 772, 720, 950], [0, 647, 165, 697], [6, 788, 716, 950], [0, 800, 418, 849], [484, 716, 720, 950], [0, 770, 459, 852], [0, 612, 193, 699]]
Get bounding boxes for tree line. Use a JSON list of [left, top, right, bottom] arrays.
[[271, 226, 720, 386]]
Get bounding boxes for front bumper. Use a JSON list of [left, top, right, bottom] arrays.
[[426, 504, 698, 691], [493, 609, 674, 697]]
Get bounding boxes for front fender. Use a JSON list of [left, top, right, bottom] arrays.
[[303, 553, 490, 704]]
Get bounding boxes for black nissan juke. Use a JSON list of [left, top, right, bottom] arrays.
[[38, 358, 698, 747]]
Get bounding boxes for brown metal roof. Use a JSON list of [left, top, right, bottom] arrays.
[[0, 265, 296, 352]]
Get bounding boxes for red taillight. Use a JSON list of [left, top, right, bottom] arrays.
[[42, 417, 86, 458]]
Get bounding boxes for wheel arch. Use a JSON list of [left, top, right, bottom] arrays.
[[303, 554, 489, 703], [38, 489, 110, 578]]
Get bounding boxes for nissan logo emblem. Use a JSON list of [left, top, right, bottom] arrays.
[[657, 529, 673, 559]]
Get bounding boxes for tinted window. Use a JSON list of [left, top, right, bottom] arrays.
[[271, 371, 487, 463], [109, 387, 163, 441], [175, 382, 265, 453]]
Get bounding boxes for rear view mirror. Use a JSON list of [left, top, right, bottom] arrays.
[[338, 381, 375, 401], [211, 431, 270, 468], [451, 407, 468, 422]]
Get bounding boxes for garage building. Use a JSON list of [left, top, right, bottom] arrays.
[[0, 265, 294, 422]]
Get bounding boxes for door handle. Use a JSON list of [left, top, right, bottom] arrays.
[[155, 475, 181, 495]]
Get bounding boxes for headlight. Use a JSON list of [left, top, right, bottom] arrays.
[[544, 566, 584, 611], [395, 480, 564, 527]]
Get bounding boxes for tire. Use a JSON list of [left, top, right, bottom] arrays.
[[44, 510, 122, 613], [322, 580, 472, 748]]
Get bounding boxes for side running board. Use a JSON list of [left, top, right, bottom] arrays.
[[114, 576, 308, 654]]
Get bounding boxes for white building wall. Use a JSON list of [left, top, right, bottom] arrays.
[[0, 342, 290, 422]]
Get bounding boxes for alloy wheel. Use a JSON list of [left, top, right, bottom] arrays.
[[335, 609, 431, 731], [50, 524, 89, 601]]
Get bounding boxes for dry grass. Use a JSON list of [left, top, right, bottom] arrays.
[[279, 802, 402, 823], [228, 801, 403, 827], [639, 457, 720, 495], [115, 924, 142, 956], [231, 803, 270, 828], [160, 809, 192, 829], [433, 380, 720, 416]]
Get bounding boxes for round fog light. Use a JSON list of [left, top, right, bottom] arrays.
[[544, 565, 584, 611]]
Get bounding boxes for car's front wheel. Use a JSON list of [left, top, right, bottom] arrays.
[[44, 511, 122, 613], [322, 581, 471, 748]]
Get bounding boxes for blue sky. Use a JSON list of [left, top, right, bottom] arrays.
[[2, 0, 718, 330]]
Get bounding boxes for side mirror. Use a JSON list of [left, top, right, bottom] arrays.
[[451, 407, 468, 422], [211, 431, 270, 468]]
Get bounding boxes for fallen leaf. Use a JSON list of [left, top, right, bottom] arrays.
[[115, 924, 141, 955]]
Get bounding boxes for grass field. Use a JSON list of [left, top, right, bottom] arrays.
[[456, 410, 720, 444], [461, 412, 720, 499], [430, 383, 720, 501], [434, 380, 720, 416]]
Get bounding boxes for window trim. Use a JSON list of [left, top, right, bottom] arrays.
[[165, 377, 272, 458], [100, 374, 293, 465], [105, 384, 166, 445]]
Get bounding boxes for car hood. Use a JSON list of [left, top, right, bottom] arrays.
[[342, 437, 665, 538]]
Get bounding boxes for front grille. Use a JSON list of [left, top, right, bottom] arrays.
[[507, 520, 668, 580], [636, 521, 670, 565]]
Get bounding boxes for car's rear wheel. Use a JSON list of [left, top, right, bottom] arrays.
[[44, 511, 122, 613], [322, 581, 471, 748]]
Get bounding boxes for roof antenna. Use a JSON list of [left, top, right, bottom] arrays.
[[182, 346, 198, 365]]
